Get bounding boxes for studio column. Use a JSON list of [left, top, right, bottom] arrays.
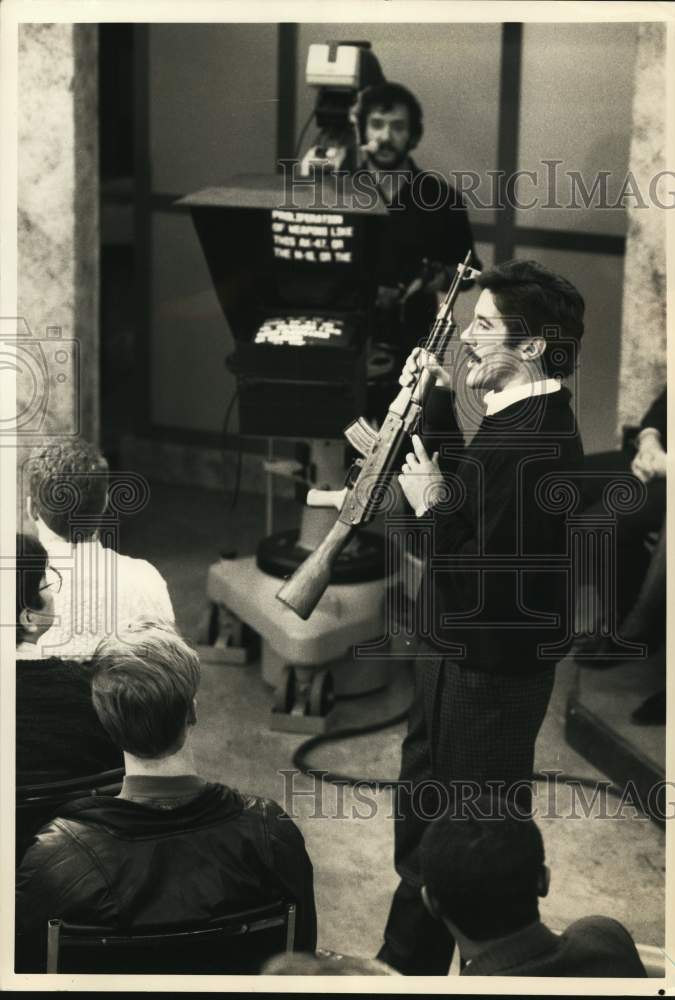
[[616, 22, 666, 433], [17, 23, 99, 528]]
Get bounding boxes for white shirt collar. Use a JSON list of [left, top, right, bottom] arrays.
[[483, 378, 562, 417], [16, 641, 40, 657], [35, 518, 100, 558]]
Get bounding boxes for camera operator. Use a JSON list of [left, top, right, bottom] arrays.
[[355, 82, 479, 363]]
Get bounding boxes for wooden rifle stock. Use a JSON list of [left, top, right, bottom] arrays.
[[276, 519, 355, 620], [276, 251, 475, 620]]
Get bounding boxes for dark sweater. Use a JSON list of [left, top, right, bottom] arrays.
[[16, 657, 123, 786], [414, 387, 584, 672]]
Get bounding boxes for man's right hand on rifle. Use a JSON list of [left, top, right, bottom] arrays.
[[398, 346, 453, 391]]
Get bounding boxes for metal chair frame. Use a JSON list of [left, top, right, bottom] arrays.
[[45, 901, 296, 974], [17, 767, 126, 806]]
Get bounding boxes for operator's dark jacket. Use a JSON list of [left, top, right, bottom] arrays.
[[15, 783, 317, 966], [374, 160, 478, 290], [372, 160, 479, 359]]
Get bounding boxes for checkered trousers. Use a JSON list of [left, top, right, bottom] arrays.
[[393, 654, 555, 884]]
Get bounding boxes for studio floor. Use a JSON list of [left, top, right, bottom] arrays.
[[121, 481, 665, 959]]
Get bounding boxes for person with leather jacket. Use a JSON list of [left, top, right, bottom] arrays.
[[15, 618, 317, 971]]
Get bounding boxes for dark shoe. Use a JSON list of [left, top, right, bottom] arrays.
[[631, 690, 666, 725]]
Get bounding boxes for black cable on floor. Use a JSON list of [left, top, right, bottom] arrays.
[[531, 771, 628, 800], [230, 435, 243, 512], [291, 705, 410, 792], [292, 704, 636, 803], [294, 109, 316, 160], [221, 387, 241, 510]]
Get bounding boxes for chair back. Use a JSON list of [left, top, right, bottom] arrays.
[[45, 901, 296, 974], [16, 768, 125, 864]]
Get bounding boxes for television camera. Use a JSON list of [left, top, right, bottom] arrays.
[[299, 41, 385, 175]]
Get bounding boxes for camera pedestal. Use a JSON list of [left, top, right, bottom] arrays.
[[201, 554, 389, 733]]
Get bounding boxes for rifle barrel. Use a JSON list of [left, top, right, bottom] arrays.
[[423, 250, 471, 356]]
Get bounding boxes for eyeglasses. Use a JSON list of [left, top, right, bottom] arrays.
[[39, 566, 63, 595]]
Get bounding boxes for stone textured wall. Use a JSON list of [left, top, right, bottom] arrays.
[[17, 23, 98, 523], [617, 22, 667, 433]]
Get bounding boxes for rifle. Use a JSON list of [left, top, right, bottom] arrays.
[[276, 250, 477, 620]]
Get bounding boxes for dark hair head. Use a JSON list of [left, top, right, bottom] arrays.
[[477, 259, 585, 377], [28, 440, 109, 542], [420, 798, 545, 941], [357, 81, 423, 147], [91, 618, 201, 759], [16, 533, 48, 644]]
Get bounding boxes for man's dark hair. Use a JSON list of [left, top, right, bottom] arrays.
[[420, 798, 545, 941], [357, 81, 423, 147], [477, 259, 585, 377], [16, 533, 48, 644], [91, 619, 201, 759], [28, 441, 109, 542]]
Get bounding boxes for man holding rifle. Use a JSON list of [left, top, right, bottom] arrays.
[[378, 259, 586, 975]]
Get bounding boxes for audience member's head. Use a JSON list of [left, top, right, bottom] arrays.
[[262, 950, 400, 976], [420, 796, 550, 944], [28, 440, 109, 542], [477, 259, 585, 377], [16, 533, 58, 646], [91, 618, 200, 760]]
